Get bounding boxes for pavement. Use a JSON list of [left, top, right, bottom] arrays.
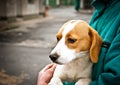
[[0, 6, 92, 85]]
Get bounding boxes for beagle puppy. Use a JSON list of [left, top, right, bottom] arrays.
[[49, 20, 102, 85]]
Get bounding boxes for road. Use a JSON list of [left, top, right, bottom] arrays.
[[0, 6, 92, 85]]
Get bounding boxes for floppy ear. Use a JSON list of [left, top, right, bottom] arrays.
[[89, 27, 102, 63]]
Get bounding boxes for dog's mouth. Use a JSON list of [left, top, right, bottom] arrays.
[[53, 61, 63, 65]]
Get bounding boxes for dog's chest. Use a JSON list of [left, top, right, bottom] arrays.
[[53, 55, 93, 82]]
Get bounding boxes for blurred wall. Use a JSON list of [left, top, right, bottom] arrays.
[[0, 0, 17, 19], [0, 0, 45, 21], [45, 0, 75, 7]]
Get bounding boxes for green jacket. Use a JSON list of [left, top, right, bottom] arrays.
[[64, 0, 120, 85]]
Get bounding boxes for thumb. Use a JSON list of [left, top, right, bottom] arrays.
[[49, 64, 57, 72]]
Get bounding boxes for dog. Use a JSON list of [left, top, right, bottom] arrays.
[[49, 20, 102, 85]]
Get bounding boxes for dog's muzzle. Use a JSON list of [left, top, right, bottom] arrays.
[[49, 53, 59, 62]]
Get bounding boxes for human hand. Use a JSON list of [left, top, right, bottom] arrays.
[[37, 63, 57, 85]]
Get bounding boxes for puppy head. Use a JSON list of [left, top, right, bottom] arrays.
[[49, 20, 102, 64]]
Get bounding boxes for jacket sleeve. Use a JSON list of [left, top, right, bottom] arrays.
[[90, 30, 120, 85]]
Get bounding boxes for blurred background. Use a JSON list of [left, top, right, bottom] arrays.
[[0, 0, 93, 85]]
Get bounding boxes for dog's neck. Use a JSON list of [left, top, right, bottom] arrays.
[[64, 51, 90, 66], [75, 51, 89, 58]]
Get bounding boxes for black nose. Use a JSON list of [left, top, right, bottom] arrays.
[[49, 54, 59, 62]]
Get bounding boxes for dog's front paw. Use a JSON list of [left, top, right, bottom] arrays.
[[49, 82, 63, 85], [75, 78, 91, 85], [49, 77, 63, 85]]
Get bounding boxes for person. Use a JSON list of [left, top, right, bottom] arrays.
[[75, 0, 81, 12], [37, 0, 120, 85]]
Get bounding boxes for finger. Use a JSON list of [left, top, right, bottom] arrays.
[[49, 64, 57, 72], [41, 63, 55, 72]]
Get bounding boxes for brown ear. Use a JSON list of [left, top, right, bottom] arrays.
[[89, 27, 102, 63]]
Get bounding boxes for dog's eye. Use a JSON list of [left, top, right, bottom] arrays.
[[68, 38, 77, 43]]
